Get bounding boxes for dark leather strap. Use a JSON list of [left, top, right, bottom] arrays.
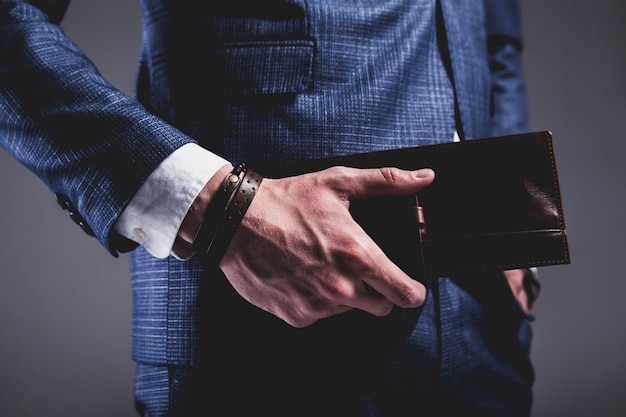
[[206, 169, 264, 264], [193, 164, 246, 256]]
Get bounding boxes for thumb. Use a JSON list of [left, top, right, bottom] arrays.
[[337, 167, 435, 200]]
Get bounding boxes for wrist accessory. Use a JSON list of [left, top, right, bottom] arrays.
[[205, 169, 264, 264], [192, 163, 246, 256]]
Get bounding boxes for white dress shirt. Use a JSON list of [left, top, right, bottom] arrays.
[[114, 143, 229, 259]]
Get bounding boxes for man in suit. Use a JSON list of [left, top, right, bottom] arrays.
[[1, 0, 537, 415]]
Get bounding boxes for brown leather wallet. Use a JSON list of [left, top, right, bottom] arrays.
[[257, 131, 570, 280]]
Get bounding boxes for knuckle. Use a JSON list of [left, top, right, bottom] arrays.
[[314, 277, 358, 311], [372, 301, 395, 317], [289, 317, 317, 329], [328, 280, 355, 300], [285, 310, 318, 328], [378, 166, 404, 185], [291, 297, 334, 328], [394, 284, 424, 308], [342, 235, 377, 261], [321, 166, 350, 183], [311, 166, 354, 196], [325, 165, 347, 175]]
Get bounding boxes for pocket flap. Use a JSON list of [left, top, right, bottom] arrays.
[[212, 39, 315, 95]]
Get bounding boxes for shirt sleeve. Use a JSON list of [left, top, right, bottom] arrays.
[[0, 2, 200, 255], [114, 143, 229, 259]]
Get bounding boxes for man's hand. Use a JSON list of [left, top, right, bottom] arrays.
[[504, 268, 533, 313], [219, 166, 435, 328]]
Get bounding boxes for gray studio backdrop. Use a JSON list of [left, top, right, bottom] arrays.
[[1, 1, 625, 416]]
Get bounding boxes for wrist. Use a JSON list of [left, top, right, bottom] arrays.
[[204, 168, 263, 263], [177, 164, 234, 245]]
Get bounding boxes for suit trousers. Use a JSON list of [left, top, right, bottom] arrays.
[[133, 274, 534, 417]]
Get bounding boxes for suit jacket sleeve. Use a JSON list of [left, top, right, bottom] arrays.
[[0, 0, 196, 255], [484, 0, 529, 136]]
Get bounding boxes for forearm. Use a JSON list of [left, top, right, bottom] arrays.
[[0, 0, 196, 253]]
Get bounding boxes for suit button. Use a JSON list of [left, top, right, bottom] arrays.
[[55, 193, 95, 237]]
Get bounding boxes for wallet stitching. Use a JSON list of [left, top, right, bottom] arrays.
[[422, 228, 566, 242], [544, 133, 571, 264], [434, 258, 569, 277]]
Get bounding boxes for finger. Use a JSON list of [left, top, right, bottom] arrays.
[[341, 285, 396, 317], [325, 210, 427, 310], [293, 301, 354, 328], [504, 269, 529, 313], [324, 166, 434, 200], [360, 246, 427, 309]]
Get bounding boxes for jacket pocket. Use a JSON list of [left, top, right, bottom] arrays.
[[209, 39, 315, 95], [171, 38, 315, 100], [209, 40, 315, 95]]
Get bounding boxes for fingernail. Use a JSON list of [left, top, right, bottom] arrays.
[[413, 168, 434, 179]]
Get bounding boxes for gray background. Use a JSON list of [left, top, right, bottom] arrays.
[[1, 0, 624, 416]]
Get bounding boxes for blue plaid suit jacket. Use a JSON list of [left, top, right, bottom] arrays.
[[1, 0, 527, 368]]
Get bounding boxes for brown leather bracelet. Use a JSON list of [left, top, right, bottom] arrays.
[[205, 169, 264, 264], [192, 163, 246, 256]]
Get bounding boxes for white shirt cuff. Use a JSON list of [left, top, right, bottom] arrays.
[[114, 143, 229, 259]]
